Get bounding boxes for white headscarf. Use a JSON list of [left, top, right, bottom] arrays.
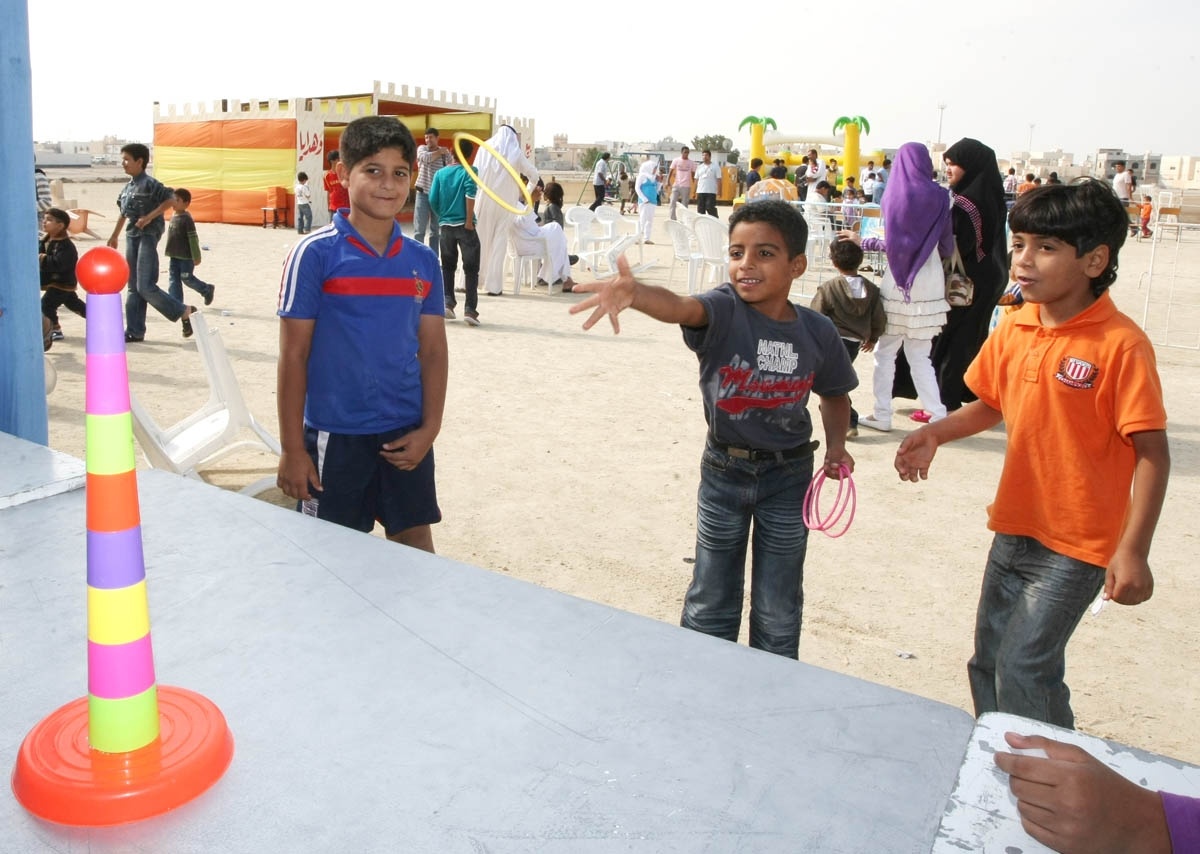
[[636, 158, 659, 204]]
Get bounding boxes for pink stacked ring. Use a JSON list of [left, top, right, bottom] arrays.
[[803, 464, 856, 538]]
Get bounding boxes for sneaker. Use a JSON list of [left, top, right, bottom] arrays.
[[181, 316, 193, 338], [50, 329, 65, 342], [204, 286, 216, 306], [859, 415, 892, 433], [124, 332, 144, 343], [910, 409, 932, 423], [846, 426, 859, 439], [537, 278, 550, 288], [464, 310, 481, 327], [445, 307, 456, 320]]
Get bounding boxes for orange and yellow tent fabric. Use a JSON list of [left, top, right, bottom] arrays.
[[154, 119, 297, 225]]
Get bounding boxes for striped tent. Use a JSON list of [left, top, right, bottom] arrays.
[[154, 119, 296, 225]]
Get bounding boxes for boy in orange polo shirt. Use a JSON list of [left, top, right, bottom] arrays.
[[894, 180, 1170, 729]]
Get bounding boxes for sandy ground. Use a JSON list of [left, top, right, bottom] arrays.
[[42, 177, 1200, 766]]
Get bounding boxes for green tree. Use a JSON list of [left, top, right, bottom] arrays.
[[691, 134, 733, 153], [581, 147, 602, 172]]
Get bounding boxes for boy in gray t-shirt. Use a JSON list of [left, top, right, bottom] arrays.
[[571, 200, 856, 659]]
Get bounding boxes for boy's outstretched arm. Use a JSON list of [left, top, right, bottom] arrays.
[[817, 394, 855, 478], [570, 256, 706, 334], [1105, 429, 1169, 605], [277, 317, 321, 501], [895, 399, 1002, 482]]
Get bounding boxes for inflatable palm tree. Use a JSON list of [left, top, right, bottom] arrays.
[[739, 115, 778, 167], [832, 116, 871, 191]]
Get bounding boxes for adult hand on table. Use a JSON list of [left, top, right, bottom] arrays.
[[994, 732, 1171, 854]]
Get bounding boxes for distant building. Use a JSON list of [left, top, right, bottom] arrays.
[[1095, 148, 1162, 183], [1157, 156, 1200, 190], [535, 134, 594, 171], [33, 141, 92, 168], [1004, 149, 1085, 182]]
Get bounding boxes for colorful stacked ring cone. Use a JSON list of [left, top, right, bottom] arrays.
[[12, 246, 233, 827]]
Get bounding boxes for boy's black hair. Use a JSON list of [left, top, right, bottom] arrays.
[[457, 139, 474, 159], [121, 143, 150, 166], [750, 157, 763, 169], [544, 181, 564, 206], [297, 171, 308, 181], [1008, 178, 1128, 294], [830, 238, 863, 272], [728, 199, 808, 258], [425, 127, 439, 136], [338, 116, 417, 171], [174, 187, 191, 204], [327, 151, 340, 162], [44, 207, 71, 227]]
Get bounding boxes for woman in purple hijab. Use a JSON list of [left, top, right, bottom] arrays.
[[840, 142, 953, 431]]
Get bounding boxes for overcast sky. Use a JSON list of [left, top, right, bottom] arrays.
[[25, 0, 1196, 162]]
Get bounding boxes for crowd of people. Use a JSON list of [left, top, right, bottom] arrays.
[[32, 117, 1192, 849]]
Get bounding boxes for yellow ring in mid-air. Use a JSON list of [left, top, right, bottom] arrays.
[[452, 132, 533, 216]]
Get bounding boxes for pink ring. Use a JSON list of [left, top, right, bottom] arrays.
[[803, 465, 856, 537]]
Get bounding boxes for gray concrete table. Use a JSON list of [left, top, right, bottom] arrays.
[[2, 468, 975, 853], [0, 430, 85, 509]]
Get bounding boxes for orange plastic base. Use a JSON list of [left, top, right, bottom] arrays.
[[12, 685, 233, 827]]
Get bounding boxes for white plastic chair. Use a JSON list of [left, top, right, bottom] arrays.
[[592, 206, 625, 241], [664, 220, 702, 295], [690, 216, 729, 288], [805, 202, 836, 262], [507, 235, 553, 295], [564, 207, 598, 254], [129, 312, 282, 496], [565, 206, 616, 272]]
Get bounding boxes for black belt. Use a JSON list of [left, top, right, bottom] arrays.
[[712, 440, 819, 462]]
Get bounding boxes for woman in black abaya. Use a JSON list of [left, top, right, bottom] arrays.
[[896, 138, 1008, 415]]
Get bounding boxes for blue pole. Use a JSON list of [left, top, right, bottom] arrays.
[[0, 0, 48, 443]]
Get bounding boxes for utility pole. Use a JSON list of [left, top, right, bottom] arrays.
[[937, 103, 947, 145], [1028, 123, 1035, 153]]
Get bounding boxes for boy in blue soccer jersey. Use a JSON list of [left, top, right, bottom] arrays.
[[276, 116, 448, 552]]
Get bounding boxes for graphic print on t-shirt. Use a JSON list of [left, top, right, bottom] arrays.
[[716, 339, 815, 417]]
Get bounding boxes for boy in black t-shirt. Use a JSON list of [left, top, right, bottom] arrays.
[[571, 200, 856, 659]]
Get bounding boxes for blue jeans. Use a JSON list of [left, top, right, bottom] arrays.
[[168, 257, 213, 303], [968, 533, 1105, 728], [413, 191, 439, 259], [682, 443, 814, 659], [296, 203, 312, 233], [123, 229, 185, 338]]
